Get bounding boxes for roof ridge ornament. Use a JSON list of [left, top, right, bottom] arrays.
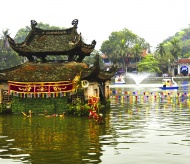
[[92, 40, 96, 46], [72, 19, 78, 27], [31, 20, 38, 29]]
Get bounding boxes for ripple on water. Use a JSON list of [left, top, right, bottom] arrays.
[[0, 149, 8, 152], [6, 139, 15, 142], [99, 135, 115, 144], [0, 136, 8, 139], [9, 154, 30, 158]]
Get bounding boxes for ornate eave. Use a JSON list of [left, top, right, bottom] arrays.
[[81, 40, 96, 54], [98, 70, 116, 82], [81, 55, 116, 82], [81, 65, 99, 82], [81, 66, 115, 83], [7, 19, 96, 62]]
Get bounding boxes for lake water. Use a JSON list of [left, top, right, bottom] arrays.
[[1, 80, 190, 164]]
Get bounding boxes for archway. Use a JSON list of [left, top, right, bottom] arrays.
[[180, 66, 188, 76]]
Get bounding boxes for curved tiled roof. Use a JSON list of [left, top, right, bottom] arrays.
[[7, 19, 96, 62], [81, 55, 117, 82], [0, 62, 88, 82], [7, 23, 80, 54], [0, 57, 116, 83]]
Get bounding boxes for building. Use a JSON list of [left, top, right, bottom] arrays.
[[169, 58, 190, 76], [0, 19, 116, 114]]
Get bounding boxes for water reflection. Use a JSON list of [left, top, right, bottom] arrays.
[[1, 81, 190, 163], [0, 115, 105, 163], [100, 85, 190, 164]]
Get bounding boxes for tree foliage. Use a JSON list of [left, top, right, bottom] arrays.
[[131, 44, 143, 61], [0, 29, 22, 69], [138, 54, 160, 73], [100, 28, 149, 71], [170, 38, 181, 60], [156, 43, 166, 57], [155, 37, 181, 74], [162, 25, 190, 58]]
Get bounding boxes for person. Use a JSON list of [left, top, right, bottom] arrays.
[[166, 80, 171, 87], [163, 81, 166, 88]]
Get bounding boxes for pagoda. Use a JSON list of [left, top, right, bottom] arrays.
[[7, 19, 96, 62], [0, 19, 116, 115]]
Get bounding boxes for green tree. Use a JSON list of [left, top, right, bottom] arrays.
[[0, 29, 22, 69], [156, 43, 166, 57], [170, 38, 181, 60], [100, 28, 149, 71], [138, 54, 161, 73], [14, 26, 31, 43], [0, 29, 10, 49], [181, 40, 190, 57], [113, 38, 128, 71], [155, 43, 167, 74], [130, 43, 143, 71]]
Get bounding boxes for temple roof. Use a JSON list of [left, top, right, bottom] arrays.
[[0, 55, 116, 83], [81, 67, 116, 82], [81, 55, 117, 82], [176, 58, 190, 64], [98, 68, 116, 82], [7, 19, 96, 62], [0, 62, 88, 82]]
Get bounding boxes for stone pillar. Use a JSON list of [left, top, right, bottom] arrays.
[[178, 64, 180, 75]]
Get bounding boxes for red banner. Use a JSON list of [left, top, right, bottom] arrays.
[[8, 81, 74, 94]]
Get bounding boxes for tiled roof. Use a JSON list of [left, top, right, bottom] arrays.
[[177, 58, 190, 64], [0, 61, 116, 83], [7, 20, 96, 62], [0, 62, 88, 82]]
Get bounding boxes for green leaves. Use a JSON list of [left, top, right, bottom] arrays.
[[0, 29, 23, 70], [156, 43, 166, 57], [100, 28, 149, 71], [170, 38, 181, 59], [138, 55, 161, 73]]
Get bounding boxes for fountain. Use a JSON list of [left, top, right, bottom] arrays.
[[127, 72, 151, 86], [110, 72, 161, 89]]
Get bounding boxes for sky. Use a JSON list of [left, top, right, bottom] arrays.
[[1, 0, 190, 51]]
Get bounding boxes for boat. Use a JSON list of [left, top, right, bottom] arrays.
[[114, 75, 125, 84], [160, 86, 179, 90], [159, 77, 179, 90]]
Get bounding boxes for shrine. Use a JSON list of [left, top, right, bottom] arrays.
[[0, 19, 116, 116]]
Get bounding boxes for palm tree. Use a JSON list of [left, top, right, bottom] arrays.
[[156, 43, 167, 74], [156, 43, 166, 57], [170, 38, 181, 60], [131, 44, 143, 71], [114, 39, 128, 72]]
